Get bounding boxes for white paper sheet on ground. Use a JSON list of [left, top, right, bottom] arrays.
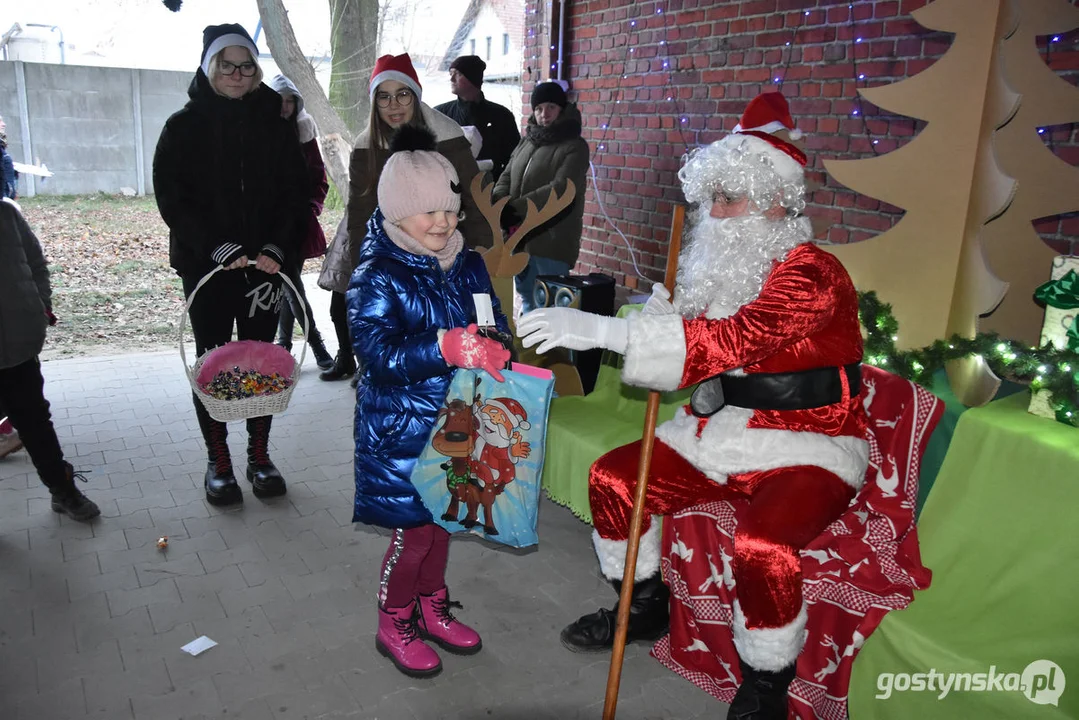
[[180, 635, 218, 656], [12, 162, 52, 177]]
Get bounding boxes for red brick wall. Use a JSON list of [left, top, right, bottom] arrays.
[[520, 0, 1079, 294]]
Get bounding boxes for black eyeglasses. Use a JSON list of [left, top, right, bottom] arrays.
[[219, 60, 258, 78], [376, 89, 414, 108]]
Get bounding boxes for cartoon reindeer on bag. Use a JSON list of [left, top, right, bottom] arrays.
[[430, 379, 483, 526]]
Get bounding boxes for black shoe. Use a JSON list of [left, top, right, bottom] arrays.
[[276, 339, 292, 352], [49, 463, 101, 521], [246, 462, 288, 499], [319, 353, 356, 381], [309, 332, 335, 371], [727, 661, 796, 720], [560, 574, 670, 652], [205, 462, 243, 506]]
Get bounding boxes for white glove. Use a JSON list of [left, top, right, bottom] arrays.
[[517, 307, 629, 355], [642, 283, 675, 315]]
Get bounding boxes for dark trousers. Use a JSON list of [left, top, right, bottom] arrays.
[[329, 290, 355, 362], [0, 357, 70, 492], [183, 268, 284, 467], [379, 524, 451, 609], [276, 261, 322, 347]]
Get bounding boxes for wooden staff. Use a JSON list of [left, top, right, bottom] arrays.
[[602, 204, 685, 720]]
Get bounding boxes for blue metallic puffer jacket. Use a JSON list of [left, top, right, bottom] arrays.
[[346, 209, 509, 529]]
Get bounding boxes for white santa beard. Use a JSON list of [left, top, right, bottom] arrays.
[[479, 420, 512, 447], [674, 211, 810, 320]]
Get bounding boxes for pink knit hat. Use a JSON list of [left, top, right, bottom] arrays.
[[377, 126, 461, 223]]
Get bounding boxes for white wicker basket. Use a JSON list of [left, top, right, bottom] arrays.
[[180, 263, 308, 423]]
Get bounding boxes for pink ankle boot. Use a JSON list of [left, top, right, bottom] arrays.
[[417, 587, 482, 655], [376, 601, 442, 677]]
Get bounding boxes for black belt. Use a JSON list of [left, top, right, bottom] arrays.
[[690, 363, 862, 417]]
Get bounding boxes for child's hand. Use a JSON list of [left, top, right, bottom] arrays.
[[440, 324, 512, 382]]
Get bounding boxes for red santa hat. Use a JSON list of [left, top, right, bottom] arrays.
[[729, 92, 807, 184], [484, 397, 530, 431], [369, 53, 423, 102]]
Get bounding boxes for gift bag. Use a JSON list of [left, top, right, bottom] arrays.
[[412, 364, 555, 548]]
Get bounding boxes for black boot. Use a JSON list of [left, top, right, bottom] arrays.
[[246, 416, 287, 498], [308, 329, 335, 371], [319, 351, 356, 381], [49, 463, 101, 521], [560, 574, 670, 652], [727, 661, 796, 720], [196, 397, 242, 506]]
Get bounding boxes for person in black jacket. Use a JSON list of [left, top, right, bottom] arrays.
[[434, 56, 519, 183], [0, 199, 100, 520], [0, 114, 18, 200], [153, 24, 308, 507]]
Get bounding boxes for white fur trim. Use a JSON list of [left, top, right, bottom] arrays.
[[593, 520, 662, 581], [731, 134, 804, 185], [369, 70, 422, 101], [622, 314, 686, 391], [654, 405, 868, 490], [734, 120, 792, 136], [732, 599, 807, 672]]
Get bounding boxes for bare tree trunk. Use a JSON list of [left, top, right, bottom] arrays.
[[328, 0, 380, 137], [255, 0, 354, 193]]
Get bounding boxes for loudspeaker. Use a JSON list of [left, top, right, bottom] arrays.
[[532, 273, 616, 394]]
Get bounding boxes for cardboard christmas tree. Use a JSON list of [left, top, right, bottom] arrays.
[[824, 0, 1079, 405]]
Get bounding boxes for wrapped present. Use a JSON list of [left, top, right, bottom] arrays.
[[1028, 256, 1079, 423]]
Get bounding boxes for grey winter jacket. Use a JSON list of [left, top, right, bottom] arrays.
[[0, 199, 51, 370], [492, 102, 590, 267]]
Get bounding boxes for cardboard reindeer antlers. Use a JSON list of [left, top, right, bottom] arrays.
[[469, 174, 577, 280], [468, 173, 585, 397]]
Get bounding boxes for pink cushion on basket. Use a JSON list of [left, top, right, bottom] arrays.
[[195, 340, 296, 387]]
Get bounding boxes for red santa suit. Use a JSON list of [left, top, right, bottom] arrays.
[[585, 109, 869, 673]]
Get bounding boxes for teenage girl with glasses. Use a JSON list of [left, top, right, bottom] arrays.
[[316, 53, 493, 385], [153, 24, 309, 507]]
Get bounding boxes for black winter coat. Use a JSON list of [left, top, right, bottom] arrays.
[[153, 70, 308, 278]]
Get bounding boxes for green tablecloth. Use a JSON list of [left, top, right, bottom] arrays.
[[848, 392, 1079, 719]]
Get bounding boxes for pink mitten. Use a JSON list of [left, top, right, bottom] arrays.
[[440, 324, 511, 382]]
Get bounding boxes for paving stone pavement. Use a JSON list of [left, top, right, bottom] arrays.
[[0, 281, 725, 720]]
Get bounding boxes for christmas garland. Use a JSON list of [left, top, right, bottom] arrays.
[[858, 291, 1079, 427]]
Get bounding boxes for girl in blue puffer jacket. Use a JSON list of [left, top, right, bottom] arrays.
[[346, 126, 511, 678]]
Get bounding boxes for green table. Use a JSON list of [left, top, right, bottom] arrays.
[[849, 392, 1079, 719]]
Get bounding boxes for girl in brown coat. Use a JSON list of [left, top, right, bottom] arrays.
[[318, 53, 491, 382]]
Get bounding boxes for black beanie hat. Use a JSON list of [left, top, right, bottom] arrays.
[[450, 55, 486, 88], [531, 81, 567, 109], [200, 24, 260, 76]]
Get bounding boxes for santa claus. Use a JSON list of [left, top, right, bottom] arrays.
[[472, 396, 532, 490], [517, 92, 868, 719]]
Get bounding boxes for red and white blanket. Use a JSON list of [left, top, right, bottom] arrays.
[[653, 366, 944, 719]]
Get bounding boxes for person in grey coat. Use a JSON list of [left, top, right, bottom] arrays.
[[493, 81, 590, 312], [0, 199, 100, 521]]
